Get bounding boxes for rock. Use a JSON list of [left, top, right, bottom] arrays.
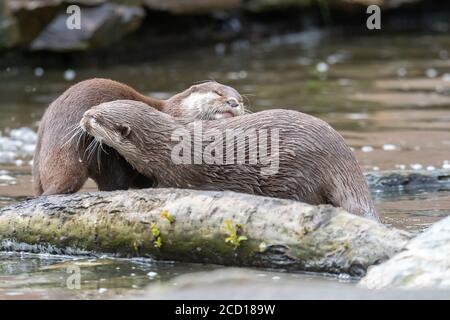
[[365, 169, 450, 190], [142, 0, 241, 14], [3, 0, 63, 47], [138, 268, 450, 299], [359, 214, 450, 289], [244, 0, 313, 12], [0, 4, 20, 49], [0, 0, 437, 53], [0, 188, 410, 276], [30, 2, 145, 51], [329, 0, 420, 9], [244, 0, 421, 12]]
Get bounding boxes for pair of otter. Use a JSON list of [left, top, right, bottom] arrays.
[[34, 78, 380, 221], [33, 78, 245, 196]]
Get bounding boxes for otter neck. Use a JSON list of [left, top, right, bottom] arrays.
[[121, 117, 187, 185]]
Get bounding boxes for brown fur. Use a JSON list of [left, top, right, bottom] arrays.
[[33, 78, 245, 196], [81, 100, 380, 221]]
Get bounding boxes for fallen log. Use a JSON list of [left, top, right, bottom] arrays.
[[0, 188, 409, 276]]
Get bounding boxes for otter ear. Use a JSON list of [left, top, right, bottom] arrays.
[[119, 124, 131, 138]]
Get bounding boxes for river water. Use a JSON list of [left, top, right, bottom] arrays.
[[0, 31, 449, 299]]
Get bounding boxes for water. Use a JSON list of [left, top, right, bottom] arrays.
[[0, 31, 449, 298], [0, 252, 224, 299]]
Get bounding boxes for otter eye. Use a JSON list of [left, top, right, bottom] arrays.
[[190, 85, 198, 92], [118, 124, 131, 137], [214, 90, 223, 96]]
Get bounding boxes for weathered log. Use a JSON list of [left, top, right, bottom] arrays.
[[0, 188, 409, 276]]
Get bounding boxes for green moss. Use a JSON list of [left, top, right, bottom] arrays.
[[161, 210, 175, 224], [154, 236, 162, 248], [150, 223, 162, 248], [224, 220, 248, 249]]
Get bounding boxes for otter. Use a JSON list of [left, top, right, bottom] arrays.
[[33, 78, 246, 196], [80, 100, 380, 221]]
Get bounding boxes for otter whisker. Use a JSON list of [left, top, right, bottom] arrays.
[[241, 95, 253, 109], [60, 125, 82, 150], [69, 128, 85, 149], [76, 130, 87, 158], [87, 140, 100, 165], [98, 127, 116, 148], [83, 138, 97, 161], [60, 130, 78, 150], [61, 129, 83, 154], [99, 140, 109, 155], [61, 124, 80, 141], [96, 141, 102, 172], [90, 140, 100, 160], [202, 108, 217, 120], [84, 138, 96, 153]]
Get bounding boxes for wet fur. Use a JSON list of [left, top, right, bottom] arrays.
[[82, 100, 380, 221], [33, 78, 245, 196]]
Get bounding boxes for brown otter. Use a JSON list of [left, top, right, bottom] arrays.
[[33, 78, 246, 196], [80, 100, 380, 221]]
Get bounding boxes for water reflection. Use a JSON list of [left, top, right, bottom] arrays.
[[0, 252, 220, 299]]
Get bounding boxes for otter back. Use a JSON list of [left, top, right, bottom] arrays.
[[81, 100, 380, 222]]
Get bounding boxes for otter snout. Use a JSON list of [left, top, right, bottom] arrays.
[[80, 110, 98, 132]]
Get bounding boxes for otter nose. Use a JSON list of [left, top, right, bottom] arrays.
[[227, 98, 239, 108], [84, 110, 98, 120]]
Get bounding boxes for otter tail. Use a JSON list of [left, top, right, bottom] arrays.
[[32, 131, 44, 196], [32, 160, 43, 196]]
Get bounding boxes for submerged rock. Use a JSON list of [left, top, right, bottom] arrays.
[[359, 214, 450, 289], [365, 169, 450, 190], [0, 188, 410, 276]]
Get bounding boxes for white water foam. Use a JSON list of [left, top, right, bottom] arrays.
[[0, 127, 37, 165]]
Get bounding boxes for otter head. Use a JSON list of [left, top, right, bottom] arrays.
[[80, 100, 156, 160], [167, 81, 246, 120]]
